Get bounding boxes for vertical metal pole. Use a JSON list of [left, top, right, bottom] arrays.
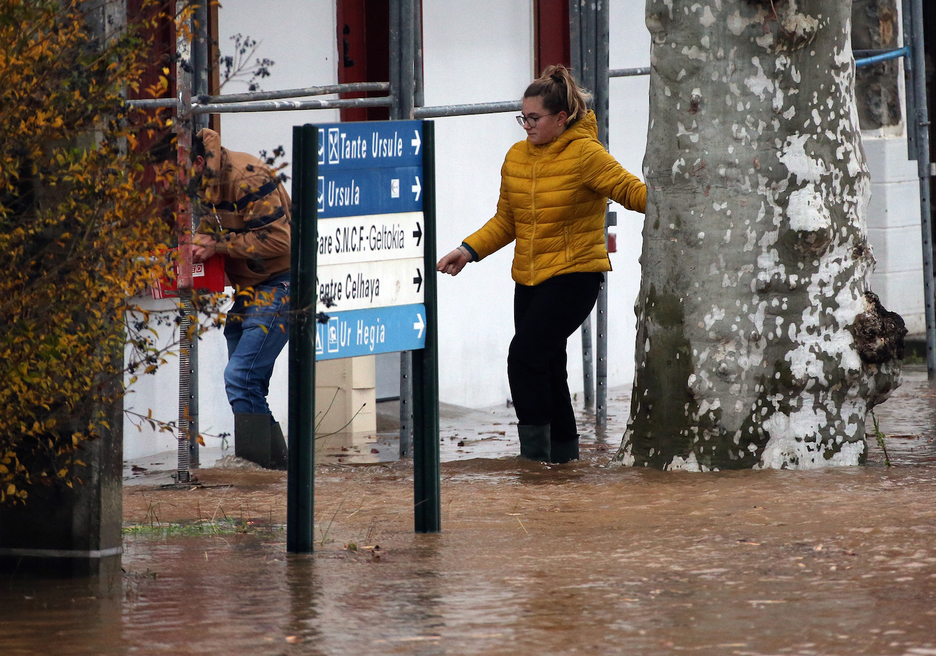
[[389, 0, 402, 119], [414, 0, 425, 109], [594, 0, 610, 427], [582, 0, 597, 92], [192, 0, 210, 133], [400, 0, 416, 119], [572, 0, 595, 410], [569, 0, 582, 77], [175, 20, 195, 481], [176, 300, 193, 482], [185, 303, 199, 469], [903, 0, 919, 156], [287, 125, 318, 553], [397, 0, 417, 456], [413, 120, 440, 533], [184, 0, 210, 470], [399, 355, 413, 458], [908, 0, 936, 378], [581, 317, 595, 409]]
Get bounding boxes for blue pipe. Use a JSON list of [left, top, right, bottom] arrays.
[[855, 46, 909, 68]]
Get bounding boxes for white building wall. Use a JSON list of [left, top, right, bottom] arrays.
[[425, 1, 534, 409]]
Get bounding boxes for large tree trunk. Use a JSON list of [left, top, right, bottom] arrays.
[[615, 0, 906, 471]]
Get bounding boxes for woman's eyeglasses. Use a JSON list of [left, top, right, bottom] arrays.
[[516, 113, 557, 127]]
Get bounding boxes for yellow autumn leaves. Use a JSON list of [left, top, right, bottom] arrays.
[[0, 0, 211, 504]]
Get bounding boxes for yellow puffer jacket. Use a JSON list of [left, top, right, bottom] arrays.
[[463, 111, 645, 287]]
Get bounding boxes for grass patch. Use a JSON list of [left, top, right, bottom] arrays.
[[124, 498, 283, 537], [123, 518, 284, 538]]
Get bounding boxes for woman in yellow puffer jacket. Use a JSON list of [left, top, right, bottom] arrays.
[[437, 65, 646, 464]]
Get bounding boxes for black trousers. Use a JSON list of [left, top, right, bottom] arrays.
[[508, 272, 603, 443]]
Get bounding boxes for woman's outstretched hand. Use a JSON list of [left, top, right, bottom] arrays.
[[437, 247, 469, 276]]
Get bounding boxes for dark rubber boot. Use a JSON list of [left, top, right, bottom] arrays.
[[270, 421, 288, 470], [234, 413, 274, 468], [518, 424, 551, 462], [550, 435, 579, 464]]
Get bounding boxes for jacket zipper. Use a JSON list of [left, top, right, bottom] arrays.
[[529, 160, 537, 280]]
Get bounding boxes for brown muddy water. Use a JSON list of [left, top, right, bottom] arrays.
[[2, 367, 936, 656]]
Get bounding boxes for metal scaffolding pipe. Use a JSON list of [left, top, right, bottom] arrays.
[[400, 0, 416, 119], [906, 0, 936, 377], [569, 0, 581, 79], [125, 98, 182, 109], [414, 100, 521, 119], [389, 0, 401, 119], [584, 0, 597, 89], [572, 0, 595, 410], [902, 3, 919, 154], [609, 66, 651, 78], [204, 81, 390, 104], [595, 0, 611, 428], [192, 0, 209, 133], [396, 0, 418, 458], [189, 96, 391, 115], [414, 1, 425, 109], [855, 46, 909, 67], [174, 19, 196, 482]]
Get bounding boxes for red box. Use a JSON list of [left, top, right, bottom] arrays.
[[151, 252, 226, 299]]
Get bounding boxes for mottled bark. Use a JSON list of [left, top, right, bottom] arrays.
[[615, 0, 905, 471]]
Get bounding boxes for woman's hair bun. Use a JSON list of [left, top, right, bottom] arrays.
[[523, 64, 592, 126]]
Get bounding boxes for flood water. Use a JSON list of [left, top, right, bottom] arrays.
[[2, 367, 936, 655]]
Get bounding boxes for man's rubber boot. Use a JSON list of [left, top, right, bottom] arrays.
[[234, 413, 274, 468], [270, 421, 288, 470], [518, 424, 551, 462], [551, 435, 580, 464]]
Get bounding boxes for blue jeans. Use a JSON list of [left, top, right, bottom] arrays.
[[223, 274, 290, 416]]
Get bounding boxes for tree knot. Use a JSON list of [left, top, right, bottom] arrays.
[[851, 291, 907, 364]]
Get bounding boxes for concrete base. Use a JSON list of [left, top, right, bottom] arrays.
[[0, 411, 123, 578]]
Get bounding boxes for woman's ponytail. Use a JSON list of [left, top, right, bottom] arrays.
[[523, 65, 592, 125]]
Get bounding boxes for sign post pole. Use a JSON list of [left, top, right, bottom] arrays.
[[287, 125, 318, 553], [413, 121, 440, 533]]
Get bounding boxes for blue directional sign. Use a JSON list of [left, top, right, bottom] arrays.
[[315, 303, 427, 361], [318, 167, 422, 218], [318, 121, 422, 170], [310, 119, 428, 357]]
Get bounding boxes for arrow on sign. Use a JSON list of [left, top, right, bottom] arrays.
[[411, 130, 421, 155], [413, 268, 423, 293], [412, 176, 422, 202], [414, 313, 426, 339], [413, 221, 423, 247]]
